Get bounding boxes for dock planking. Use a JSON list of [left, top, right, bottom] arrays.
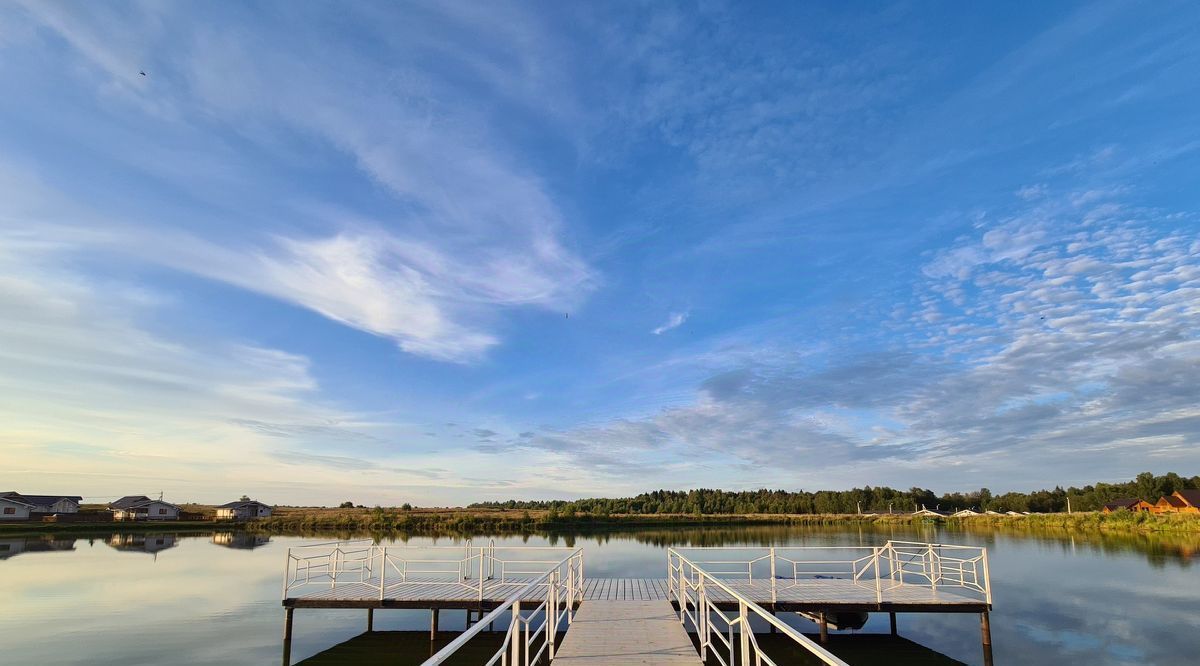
[[285, 576, 984, 614], [552, 600, 701, 665]]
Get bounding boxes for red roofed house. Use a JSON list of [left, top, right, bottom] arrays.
[[1101, 498, 1153, 513], [1154, 490, 1200, 515]]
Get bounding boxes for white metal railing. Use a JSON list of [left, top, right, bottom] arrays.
[[420, 548, 584, 666], [281, 540, 583, 604], [879, 540, 991, 603], [671, 540, 991, 606], [669, 548, 848, 666]]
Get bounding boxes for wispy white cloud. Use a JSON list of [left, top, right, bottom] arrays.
[[5, 1, 595, 364], [652, 311, 689, 335]]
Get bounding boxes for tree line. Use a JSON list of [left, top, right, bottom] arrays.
[[469, 471, 1199, 515]]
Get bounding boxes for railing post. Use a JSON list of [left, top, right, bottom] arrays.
[[524, 606, 531, 666], [678, 561, 687, 626], [769, 547, 777, 604], [667, 553, 674, 605], [379, 546, 387, 600], [873, 547, 882, 604], [547, 570, 557, 660], [479, 548, 486, 601], [281, 548, 292, 600], [981, 548, 992, 606], [510, 600, 521, 666], [331, 549, 338, 589], [738, 601, 751, 666], [698, 577, 708, 661], [929, 545, 938, 592], [567, 557, 575, 624]]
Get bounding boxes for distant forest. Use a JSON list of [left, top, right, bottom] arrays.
[[470, 472, 1200, 515]]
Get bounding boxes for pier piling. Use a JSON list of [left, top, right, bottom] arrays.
[[889, 612, 897, 636], [818, 611, 829, 644], [366, 608, 373, 632], [981, 611, 993, 666], [430, 608, 440, 640], [281, 608, 294, 666]]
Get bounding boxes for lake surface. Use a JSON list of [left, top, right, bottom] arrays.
[[0, 525, 1197, 665]]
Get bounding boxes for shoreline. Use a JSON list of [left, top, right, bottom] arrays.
[[244, 508, 1200, 536], [4, 509, 1195, 536]]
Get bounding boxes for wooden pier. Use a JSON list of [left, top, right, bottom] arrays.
[[553, 600, 700, 665], [280, 540, 994, 665]]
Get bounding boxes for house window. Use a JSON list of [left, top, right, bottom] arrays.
[[158, 508, 166, 514], [3, 507, 14, 515]]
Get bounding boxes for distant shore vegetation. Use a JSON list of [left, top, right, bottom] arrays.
[[7, 472, 1196, 536], [229, 471, 1199, 536], [467, 471, 1199, 515]]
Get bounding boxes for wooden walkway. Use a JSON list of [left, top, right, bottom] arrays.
[[552, 600, 701, 665], [285, 577, 984, 613]]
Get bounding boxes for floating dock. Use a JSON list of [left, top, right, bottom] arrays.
[[281, 540, 994, 665]]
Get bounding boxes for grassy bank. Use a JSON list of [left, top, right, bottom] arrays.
[[240, 506, 1200, 536], [6, 506, 1193, 536]]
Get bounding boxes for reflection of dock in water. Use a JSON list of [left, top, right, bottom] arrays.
[[282, 540, 994, 665]]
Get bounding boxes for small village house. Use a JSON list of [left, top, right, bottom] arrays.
[[215, 498, 273, 521], [109, 495, 180, 521], [1153, 495, 1187, 514], [1174, 489, 1200, 513], [0, 492, 82, 514], [1152, 490, 1200, 514], [0, 495, 35, 521], [1101, 498, 1154, 513]]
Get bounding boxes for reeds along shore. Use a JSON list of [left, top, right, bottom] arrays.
[[236, 506, 1200, 536], [3, 506, 1195, 536]]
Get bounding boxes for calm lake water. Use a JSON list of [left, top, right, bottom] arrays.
[[0, 525, 1197, 665]]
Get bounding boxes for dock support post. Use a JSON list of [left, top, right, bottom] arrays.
[[282, 608, 294, 666], [367, 608, 374, 632], [430, 608, 440, 640], [889, 612, 897, 636], [981, 611, 993, 666], [818, 611, 829, 644]]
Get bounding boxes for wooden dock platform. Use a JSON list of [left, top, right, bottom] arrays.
[[280, 541, 995, 666], [285, 576, 985, 613], [552, 600, 701, 665]]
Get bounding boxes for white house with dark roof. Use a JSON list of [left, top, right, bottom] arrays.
[[109, 495, 180, 521], [0, 495, 35, 520], [215, 499, 273, 521], [0, 492, 82, 514]]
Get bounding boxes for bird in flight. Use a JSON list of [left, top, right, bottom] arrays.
[[139, 71, 146, 76]]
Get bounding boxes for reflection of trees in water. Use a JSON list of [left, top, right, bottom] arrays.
[[949, 524, 1198, 568], [262, 522, 1197, 568]]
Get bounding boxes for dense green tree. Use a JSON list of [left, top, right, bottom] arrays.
[[469, 472, 1198, 515]]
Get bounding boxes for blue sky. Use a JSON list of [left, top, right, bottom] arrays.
[[1, 1, 1199, 506]]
